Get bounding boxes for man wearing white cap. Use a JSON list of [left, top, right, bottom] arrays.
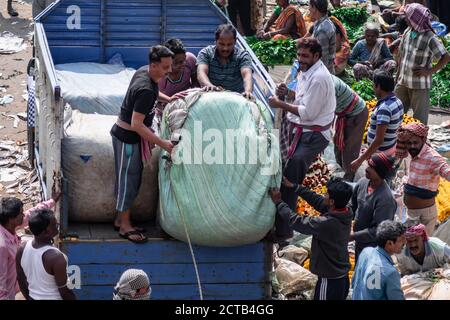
[[113, 269, 151, 300]]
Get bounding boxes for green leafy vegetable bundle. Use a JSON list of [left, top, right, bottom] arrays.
[[351, 78, 375, 101], [246, 36, 297, 67], [430, 38, 450, 109], [331, 7, 369, 44]]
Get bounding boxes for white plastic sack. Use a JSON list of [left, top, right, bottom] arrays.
[[401, 274, 435, 300], [401, 268, 450, 300], [434, 219, 450, 244], [289, 232, 313, 254], [428, 279, 450, 300], [62, 110, 159, 222], [274, 257, 317, 296], [56, 62, 135, 115], [277, 245, 309, 266], [0, 31, 26, 54]]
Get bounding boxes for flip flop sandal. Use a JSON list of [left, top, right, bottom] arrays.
[[119, 230, 148, 244], [114, 225, 146, 233]]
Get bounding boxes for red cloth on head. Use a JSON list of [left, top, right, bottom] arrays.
[[401, 122, 429, 138], [406, 224, 429, 241], [368, 153, 395, 179]]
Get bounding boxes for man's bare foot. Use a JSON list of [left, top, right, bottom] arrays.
[[114, 218, 145, 232]]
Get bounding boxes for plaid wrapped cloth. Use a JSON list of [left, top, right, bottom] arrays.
[[279, 109, 333, 165], [404, 3, 433, 33], [27, 76, 36, 128], [396, 123, 429, 159], [113, 269, 151, 300], [279, 110, 291, 164], [334, 93, 359, 151]]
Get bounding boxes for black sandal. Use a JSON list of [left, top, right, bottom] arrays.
[[114, 225, 146, 233], [119, 230, 148, 244]]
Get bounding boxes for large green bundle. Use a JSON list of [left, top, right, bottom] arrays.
[[158, 90, 281, 247]]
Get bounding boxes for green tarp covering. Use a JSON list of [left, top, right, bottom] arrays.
[[159, 91, 281, 247]]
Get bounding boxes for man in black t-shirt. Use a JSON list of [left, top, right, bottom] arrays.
[[110, 45, 174, 243]]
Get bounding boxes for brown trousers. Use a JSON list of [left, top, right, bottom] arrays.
[[334, 107, 369, 181]]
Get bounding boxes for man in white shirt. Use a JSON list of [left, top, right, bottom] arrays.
[[269, 37, 336, 211]]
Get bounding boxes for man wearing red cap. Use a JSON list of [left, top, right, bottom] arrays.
[[396, 224, 450, 275], [350, 153, 397, 260], [396, 122, 450, 235]]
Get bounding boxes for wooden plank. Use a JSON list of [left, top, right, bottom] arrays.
[[106, 32, 161, 40], [75, 283, 266, 300], [62, 241, 267, 264], [66, 223, 91, 239], [105, 8, 162, 16], [50, 47, 100, 65], [44, 24, 100, 32], [88, 223, 116, 239], [167, 17, 223, 24], [45, 32, 100, 40], [50, 8, 101, 15], [104, 40, 159, 47], [77, 262, 265, 285], [44, 16, 101, 24], [48, 40, 100, 46], [105, 16, 161, 24], [106, 24, 159, 32]]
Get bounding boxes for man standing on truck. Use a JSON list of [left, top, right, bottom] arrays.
[[268, 37, 335, 211], [197, 24, 254, 100], [110, 45, 175, 243]]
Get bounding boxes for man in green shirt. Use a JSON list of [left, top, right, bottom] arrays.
[[332, 75, 368, 182]]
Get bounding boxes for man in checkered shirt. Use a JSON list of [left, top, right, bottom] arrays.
[[396, 123, 450, 236], [394, 3, 450, 125]]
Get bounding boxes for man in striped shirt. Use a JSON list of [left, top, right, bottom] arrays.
[[197, 24, 254, 99], [350, 71, 403, 173], [332, 76, 368, 182], [394, 3, 450, 125], [396, 123, 450, 235]]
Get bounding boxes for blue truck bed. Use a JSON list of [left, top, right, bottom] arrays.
[[33, 0, 275, 300], [61, 224, 272, 300]]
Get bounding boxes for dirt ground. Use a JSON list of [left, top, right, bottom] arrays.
[[0, 0, 34, 207], [0, 0, 32, 142]]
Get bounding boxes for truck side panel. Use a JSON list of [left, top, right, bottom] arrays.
[[62, 240, 272, 300], [34, 0, 276, 299]]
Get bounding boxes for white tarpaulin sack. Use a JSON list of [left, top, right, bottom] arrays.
[[62, 110, 159, 222], [274, 257, 317, 296]]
